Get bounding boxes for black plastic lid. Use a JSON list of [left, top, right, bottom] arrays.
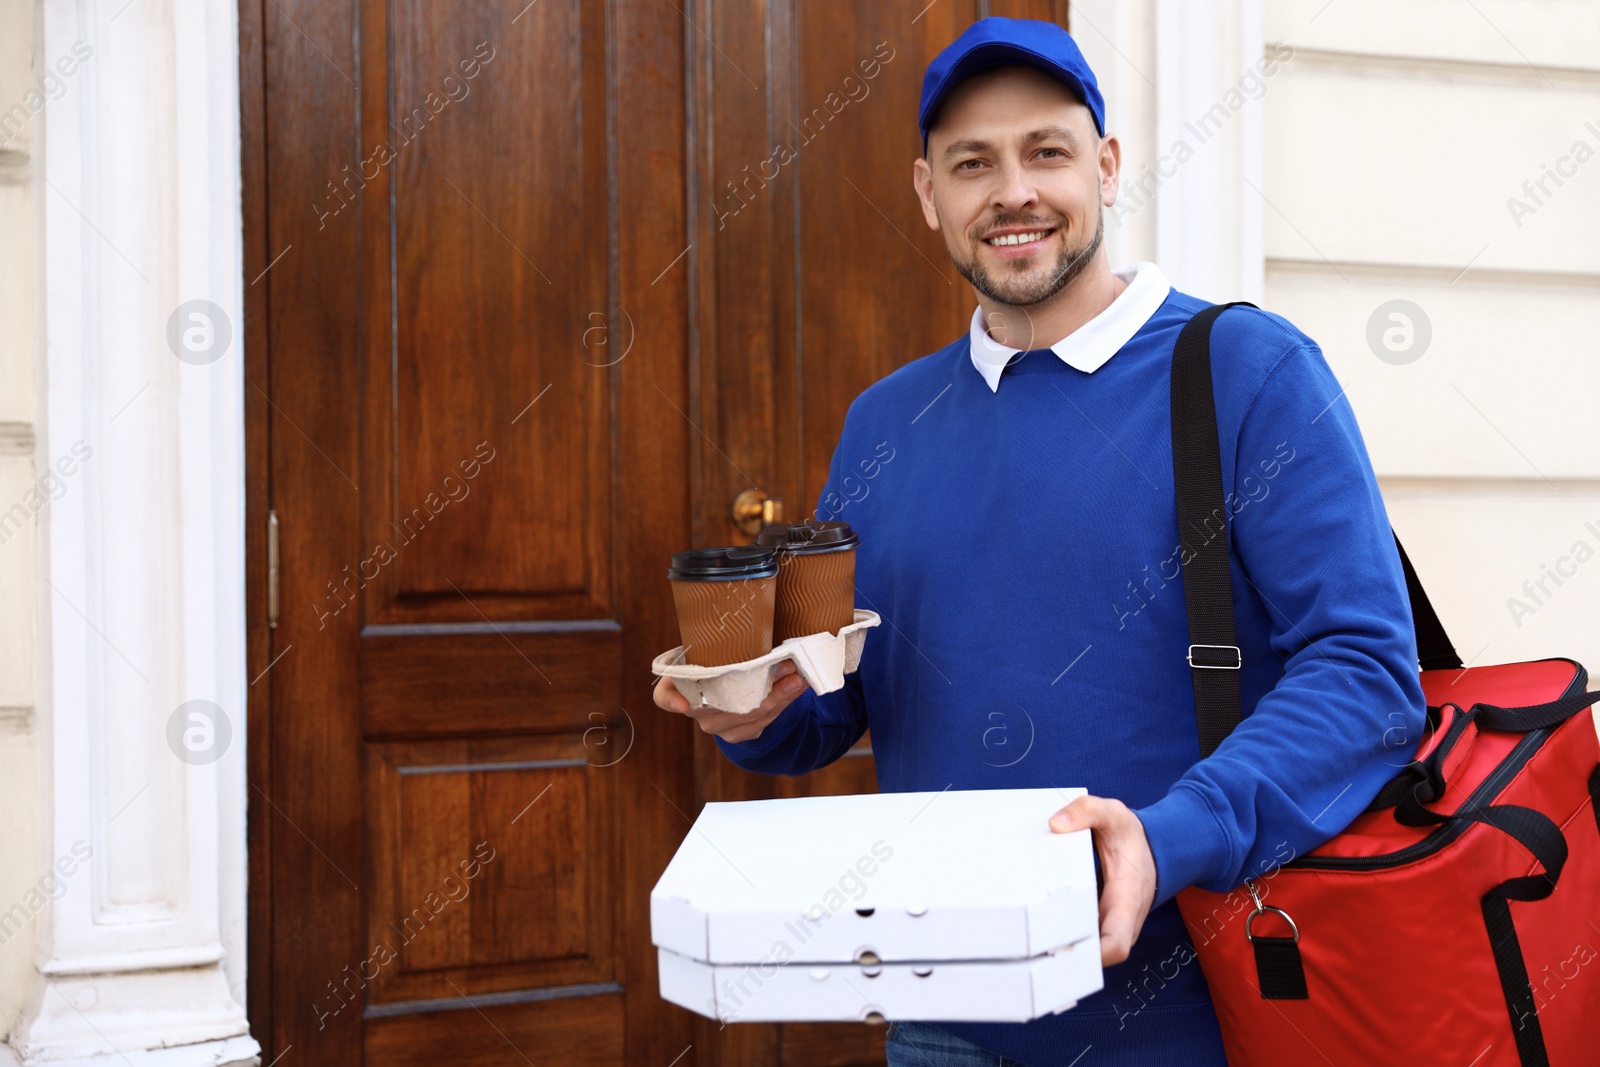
[[667, 545, 778, 581], [754, 520, 859, 554]]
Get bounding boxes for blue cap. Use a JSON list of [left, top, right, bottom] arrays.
[[919, 18, 1105, 154]]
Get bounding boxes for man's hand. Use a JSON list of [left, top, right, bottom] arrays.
[[653, 660, 810, 743], [1049, 795, 1159, 967]]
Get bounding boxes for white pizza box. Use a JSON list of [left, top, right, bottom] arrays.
[[657, 939, 1103, 1023], [651, 787, 1100, 968]]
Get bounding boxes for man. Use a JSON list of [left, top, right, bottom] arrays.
[[654, 17, 1425, 1066]]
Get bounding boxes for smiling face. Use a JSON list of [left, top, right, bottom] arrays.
[[913, 65, 1119, 310]]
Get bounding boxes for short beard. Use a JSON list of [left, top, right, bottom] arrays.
[[952, 209, 1105, 309]]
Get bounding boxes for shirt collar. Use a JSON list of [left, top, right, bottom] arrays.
[[967, 260, 1172, 392]]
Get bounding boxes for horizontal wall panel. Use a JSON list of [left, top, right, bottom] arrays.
[[1265, 261, 1600, 480], [1263, 59, 1600, 275], [1385, 480, 1600, 680], [1267, 0, 1600, 73]]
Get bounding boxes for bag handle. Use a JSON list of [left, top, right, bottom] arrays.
[[1472, 688, 1600, 733]]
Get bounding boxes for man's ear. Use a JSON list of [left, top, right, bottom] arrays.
[[912, 157, 941, 232], [1098, 133, 1122, 208]]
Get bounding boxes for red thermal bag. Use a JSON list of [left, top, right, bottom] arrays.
[[1167, 303, 1600, 1067]]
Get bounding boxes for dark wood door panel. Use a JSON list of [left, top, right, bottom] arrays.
[[365, 735, 618, 1004], [346, 0, 627, 1027], [360, 627, 621, 737], [359, 0, 612, 628]]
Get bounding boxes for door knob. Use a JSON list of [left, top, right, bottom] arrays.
[[732, 490, 783, 536]]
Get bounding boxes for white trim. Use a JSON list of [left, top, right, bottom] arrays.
[[12, 0, 255, 1061], [1152, 0, 1264, 304], [1072, 0, 1265, 301]]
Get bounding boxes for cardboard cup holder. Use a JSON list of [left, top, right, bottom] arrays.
[[652, 609, 881, 714]]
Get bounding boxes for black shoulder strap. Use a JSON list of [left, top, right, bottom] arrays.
[[1171, 303, 1253, 756], [1393, 533, 1462, 671], [1170, 303, 1461, 757]]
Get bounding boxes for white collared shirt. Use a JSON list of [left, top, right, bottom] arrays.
[[967, 260, 1173, 392]]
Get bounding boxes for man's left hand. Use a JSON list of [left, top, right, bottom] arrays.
[[1049, 795, 1158, 967]]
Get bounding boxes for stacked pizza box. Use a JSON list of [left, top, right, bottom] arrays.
[[651, 787, 1104, 1023]]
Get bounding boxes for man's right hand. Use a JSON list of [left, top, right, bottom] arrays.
[[652, 660, 810, 744]]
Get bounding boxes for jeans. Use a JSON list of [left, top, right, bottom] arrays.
[[884, 1022, 1030, 1067]]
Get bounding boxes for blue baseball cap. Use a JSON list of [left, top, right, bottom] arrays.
[[919, 17, 1106, 155]]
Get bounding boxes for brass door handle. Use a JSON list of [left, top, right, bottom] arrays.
[[732, 490, 783, 536]]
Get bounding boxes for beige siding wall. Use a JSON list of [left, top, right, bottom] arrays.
[[1263, 0, 1600, 673]]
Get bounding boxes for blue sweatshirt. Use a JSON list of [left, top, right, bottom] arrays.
[[715, 287, 1427, 1066]]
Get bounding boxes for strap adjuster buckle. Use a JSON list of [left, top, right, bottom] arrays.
[[1187, 643, 1241, 670]]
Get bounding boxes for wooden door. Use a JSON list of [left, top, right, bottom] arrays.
[[240, 0, 1065, 1064], [242, 0, 690, 1061]]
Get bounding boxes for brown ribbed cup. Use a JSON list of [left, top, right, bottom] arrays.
[[670, 574, 777, 666], [773, 547, 856, 641]]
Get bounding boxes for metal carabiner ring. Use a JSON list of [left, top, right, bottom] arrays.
[[1246, 904, 1300, 944]]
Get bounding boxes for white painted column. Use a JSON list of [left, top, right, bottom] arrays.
[[8, 0, 256, 1063], [1076, 0, 1266, 303], [1152, 0, 1265, 302]]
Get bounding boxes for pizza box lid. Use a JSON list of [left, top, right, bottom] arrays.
[[650, 787, 1100, 966]]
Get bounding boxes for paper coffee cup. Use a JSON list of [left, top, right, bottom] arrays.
[[755, 521, 859, 642], [667, 546, 779, 667]]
